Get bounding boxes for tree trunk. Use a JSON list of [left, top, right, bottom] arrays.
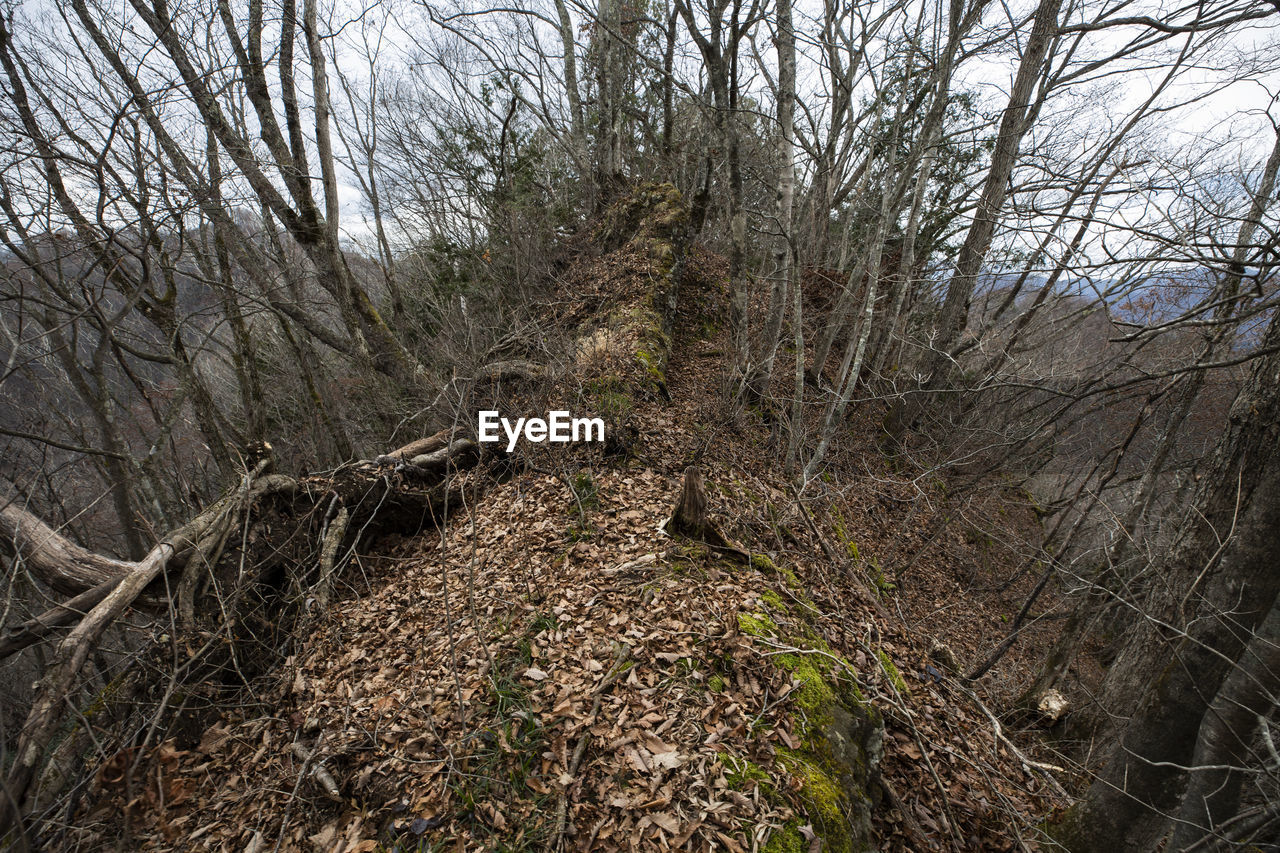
[[0, 504, 130, 596], [668, 466, 747, 561], [676, 0, 747, 379], [745, 0, 796, 400], [1168, 599, 1280, 850], [1050, 308, 1280, 851], [929, 0, 1063, 369], [671, 466, 710, 538], [554, 0, 586, 160], [802, 127, 903, 479]]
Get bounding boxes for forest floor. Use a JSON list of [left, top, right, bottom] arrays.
[[68, 240, 1071, 852]]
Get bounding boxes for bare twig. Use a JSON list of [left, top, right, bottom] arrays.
[[552, 644, 632, 851]]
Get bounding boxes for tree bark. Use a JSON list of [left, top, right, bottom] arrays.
[[746, 0, 796, 399], [668, 466, 747, 561], [1050, 308, 1280, 851], [554, 0, 587, 170], [0, 503, 130, 596], [1168, 599, 1280, 850]]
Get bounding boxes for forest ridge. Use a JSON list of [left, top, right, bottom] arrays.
[[2, 0, 1280, 850]]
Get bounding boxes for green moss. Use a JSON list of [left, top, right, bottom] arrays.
[[776, 654, 838, 735], [829, 507, 865, 564], [865, 555, 895, 597], [707, 674, 726, 693], [761, 589, 789, 612], [82, 669, 130, 719], [735, 599, 881, 853], [776, 749, 846, 830], [750, 553, 803, 590], [600, 390, 631, 417], [635, 348, 664, 383], [724, 755, 771, 791], [876, 649, 909, 695], [605, 300, 669, 393], [762, 821, 807, 853], [794, 633, 866, 707], [1023, 486, 1047, 517], [738, 611, 779, 638], [588, 377, 633, 421], [825, 513, 895, 598], [830, 506, 849, 543], [593, 182, 687, 251]]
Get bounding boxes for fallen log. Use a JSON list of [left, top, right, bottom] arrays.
[[406, 438, 480, 476], [0, 502, 132, 596], [0, 575, 124, 662], [1, 461, 290, 839], [385, 427, 454, 462], [0, 437, 486, 843]]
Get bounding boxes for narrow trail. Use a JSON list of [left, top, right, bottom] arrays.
[[74, 241, 1063, 852]]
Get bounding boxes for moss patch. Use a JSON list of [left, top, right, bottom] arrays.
[[593, 181, 687, 254], [750, 553, 803, 590], [724, 755, 771, 792], [738, 611, 779, 639], [761, 589, 789, 612], [777, 749, 847, 829], [876, 648, 909, 695], [574, 184, 684, 404], [762, 821, 807, 853], [776, 653, 839, 736], [737, 591, 883, 853], [608, 301, 670, 392]]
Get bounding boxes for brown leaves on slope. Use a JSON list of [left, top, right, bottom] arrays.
[[77, 245, 1065, 851], [107, 468, 823, 851]]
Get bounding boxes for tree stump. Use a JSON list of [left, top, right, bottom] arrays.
[[668, 466, 748, 563], [671, 466, 710, 539]]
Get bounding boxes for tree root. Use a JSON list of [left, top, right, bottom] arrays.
[[0, 431, 485, 844]]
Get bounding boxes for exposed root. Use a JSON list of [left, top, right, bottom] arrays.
[[0, 433, 485, 844]]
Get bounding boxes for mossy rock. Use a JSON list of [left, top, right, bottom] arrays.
[[593, 182, 688, 254], [575, 184, 683, 402], [773, 662, 883, 853], [738, 589, 884, 852], [608, 299, 669, 392]]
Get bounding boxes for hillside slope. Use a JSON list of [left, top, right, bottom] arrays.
[[61, 187, 1062, 853]]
